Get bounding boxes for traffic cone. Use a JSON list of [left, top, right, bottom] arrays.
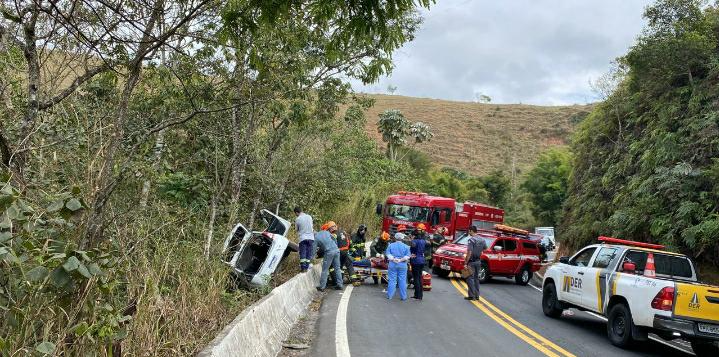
[[644, 252, 656, 278]]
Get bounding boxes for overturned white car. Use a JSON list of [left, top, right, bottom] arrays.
[[222, 209, 299, 287]]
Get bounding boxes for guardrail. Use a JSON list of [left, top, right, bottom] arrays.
[[198, 265, 320, 357]]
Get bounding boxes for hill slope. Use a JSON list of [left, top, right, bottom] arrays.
[[361, 94, 593, 177]]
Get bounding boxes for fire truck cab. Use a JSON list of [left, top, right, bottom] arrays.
[[377, 191, 504, 238]]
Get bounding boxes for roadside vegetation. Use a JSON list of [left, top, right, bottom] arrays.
[[0, 0, 431, 355], [559, 0, 719, 280]]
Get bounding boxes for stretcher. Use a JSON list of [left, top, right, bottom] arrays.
[[351, 257, 432, 291]]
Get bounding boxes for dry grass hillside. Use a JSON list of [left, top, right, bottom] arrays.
[[360, 94, 593, 177]]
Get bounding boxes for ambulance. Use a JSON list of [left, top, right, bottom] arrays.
[[542, 236, 719, 356]]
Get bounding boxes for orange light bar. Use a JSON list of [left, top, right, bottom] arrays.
[[598, 236, 665, 250], [494, 224, 529, 235]]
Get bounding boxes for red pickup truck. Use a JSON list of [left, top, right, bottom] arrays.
[[432, 225, 542, 285]]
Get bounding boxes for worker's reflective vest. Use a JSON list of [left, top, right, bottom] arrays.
[[336, 232, 351, 251]]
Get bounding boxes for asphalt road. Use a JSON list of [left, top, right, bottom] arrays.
[[310, 271, 696, 357]]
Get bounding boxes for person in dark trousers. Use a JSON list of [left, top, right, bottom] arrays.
[[314, 221, 343, 291], [294, 207, 314, 272], [370, 231, 390, 257], [429, 226, 448, 268], [334, 227, 356, 281], [464, 226, 487, 300], [410, 224, 428, 300], [350, 224, 368, 258]]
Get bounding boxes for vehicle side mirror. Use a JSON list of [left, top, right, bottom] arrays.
[[559, 256, 570, 264], [493, 246, 503, 252], [622, 261, 636, 274], [375, 203, 383, 216]]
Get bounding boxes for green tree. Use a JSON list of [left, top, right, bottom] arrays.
[[376, 109, 433, 160], [522, 148, 572, 226], [482, 170, 511, 207]]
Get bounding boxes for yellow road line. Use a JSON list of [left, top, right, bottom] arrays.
[[457, 280, 577, 357], [449, 279, 564, 357]]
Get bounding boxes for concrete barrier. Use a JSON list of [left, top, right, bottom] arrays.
[[198, 265, 320, 357]]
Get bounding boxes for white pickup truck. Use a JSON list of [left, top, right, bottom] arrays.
[[542, 236, 719, 356]]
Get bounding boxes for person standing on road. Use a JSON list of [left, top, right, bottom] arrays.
[[464, 226, 487, 301], [294, 207, 314, 272], [410, 225, 428, 300], [386, 232, 411, 301], [334, 227, 356, 282], [429, 227, 448, 268], [314, 221, 343, 291]]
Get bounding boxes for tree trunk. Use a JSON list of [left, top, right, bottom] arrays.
[[139, 128, 166, 207], [228, 91, 256, 225], [204, 195, 218, 259], [84, 0, 166, 247], [14, 8, 40, 180]]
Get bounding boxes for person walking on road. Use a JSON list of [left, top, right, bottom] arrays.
[[410, 224, 428, 300], [386, 232, 411, 301], [315, 221, 343, 291], [294, 207, 314, 272], [465, 226, 487, 301]]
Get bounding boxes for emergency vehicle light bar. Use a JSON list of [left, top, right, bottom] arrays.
[[598, 236, 665, 250]]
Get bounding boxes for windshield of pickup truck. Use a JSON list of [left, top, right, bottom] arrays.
[[622, 250, 694, 279], [455, 234, 496, 248], [386, 204, 430, 222]]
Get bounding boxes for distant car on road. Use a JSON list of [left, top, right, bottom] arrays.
[[535, 227, 555, 247], [222, 209, 298, 287], [431, 225, 542, 285], [542, 236, 719, 357]]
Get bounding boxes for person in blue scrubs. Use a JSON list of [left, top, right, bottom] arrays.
[[385, 233, 411, 301]]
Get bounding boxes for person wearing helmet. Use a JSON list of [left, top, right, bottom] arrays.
[[350, 224, 368, 258], [386, 232, 411, 301], [314, 221, 343, 291], [413, 223, 432, 267], [409, 226, 428, 300], [370, 231, 390, 257]]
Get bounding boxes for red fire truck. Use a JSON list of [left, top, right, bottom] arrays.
[[376, 191, 505, 238]]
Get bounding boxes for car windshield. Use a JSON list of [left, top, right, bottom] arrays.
[[454, 234, 496, 247], [386, 204, 430, 222]]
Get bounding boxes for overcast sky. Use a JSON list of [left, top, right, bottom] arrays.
[[351, 0, 653, 105]]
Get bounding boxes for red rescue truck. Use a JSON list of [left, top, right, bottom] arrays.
[[376, 191, 505, 238]]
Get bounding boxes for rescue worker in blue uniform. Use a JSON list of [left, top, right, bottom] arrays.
[[410, 224, 428, 300], [385, 232, 411, 301], [315, 221, 343, 291]]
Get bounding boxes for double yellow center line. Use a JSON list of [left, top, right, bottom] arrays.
[[449, 278, 576, 357]]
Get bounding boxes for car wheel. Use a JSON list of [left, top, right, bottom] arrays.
[[690, 339, 719, 357], [432, 266, 450, 278], [515, 266, 532, 285], [478, 262, 490, 283], [542, 282, 563, 318], [607, 303, 634, 348]]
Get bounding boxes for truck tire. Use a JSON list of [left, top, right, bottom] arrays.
[[607, 303, 634, 348], [515, 266, 532, 285], [542, 282, 563, 318], [432, 266, 450, 278], [478, 261, 490, 283], [690, 339, 719, 357]]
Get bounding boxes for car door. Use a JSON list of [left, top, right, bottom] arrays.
[[581, 246, 619, 313], [559, 247, 597, 306], [223, 223, 250, 269], [498, 239, 520, 274], [252, 210, 292, 285]]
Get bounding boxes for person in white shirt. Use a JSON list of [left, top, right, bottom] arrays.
[[294, 207, 315, 272]]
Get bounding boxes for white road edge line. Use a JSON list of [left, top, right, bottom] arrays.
[[528, 284, 695, 356], [335, 285, 353, 357]]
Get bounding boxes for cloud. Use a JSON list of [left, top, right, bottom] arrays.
[[351, 0, 652, 105]]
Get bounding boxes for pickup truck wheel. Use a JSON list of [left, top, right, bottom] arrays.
[[432, 266, 450, 278], [542, 283, 563, 318], [478, 262, 490, 283], [690, 339, 719, 357], [515, 266, 532, 285], [607, 303, 634, 348]]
